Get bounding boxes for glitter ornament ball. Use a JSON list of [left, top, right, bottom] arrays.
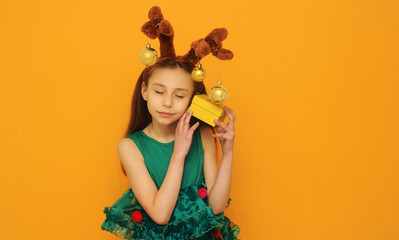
[[210, 77, 229, 103], [140, 42, 158, 66], [192, 63, 206, 82]]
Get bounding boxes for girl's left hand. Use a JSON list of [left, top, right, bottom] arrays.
[[213, 106, 236, 155]]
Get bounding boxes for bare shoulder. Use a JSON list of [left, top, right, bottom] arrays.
[[199, 124, 214, 137], [117, 137, 144, 164], [199, 124, 215, 152]]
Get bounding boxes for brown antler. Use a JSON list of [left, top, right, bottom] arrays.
[[181, 28, 234, 66], [141, 6, 176, 59], [140, 6, 233, 69]]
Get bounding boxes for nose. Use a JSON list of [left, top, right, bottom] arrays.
[[162, 94, 173, 108]]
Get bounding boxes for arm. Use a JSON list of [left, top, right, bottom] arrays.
[[117, 138, 185, 225], [209, 152, 233, 214], [118, 111, 199, 225], [201, 107, 237, 215], [200, 125, 233, 215]]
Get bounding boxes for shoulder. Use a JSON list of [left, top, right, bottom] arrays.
[[117, 137, 144, 164], [199, 124, 216, 152], [199, 124, 214, 136]]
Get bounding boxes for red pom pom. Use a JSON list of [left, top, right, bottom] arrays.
[[131, 210, 143, 222], [213, 228, 221, 238], [198, 188, 207, 199]]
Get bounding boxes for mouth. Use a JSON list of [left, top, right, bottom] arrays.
[[158, 112, 174, 117]]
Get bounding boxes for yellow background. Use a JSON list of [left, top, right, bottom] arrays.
[[1, 0, 398, 239]]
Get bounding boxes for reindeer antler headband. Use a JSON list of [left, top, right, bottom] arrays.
[[139, 6, 234, 103]]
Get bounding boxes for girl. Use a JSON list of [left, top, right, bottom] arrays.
[[101, 59, 240, 239]]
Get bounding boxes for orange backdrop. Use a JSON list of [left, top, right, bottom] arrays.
[[1, 0, 398, 239]]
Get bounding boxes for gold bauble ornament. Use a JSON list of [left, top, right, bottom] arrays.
[[210, 77, 229, 103], [140, 42, 158, 66], [192, 63, 206, 82]]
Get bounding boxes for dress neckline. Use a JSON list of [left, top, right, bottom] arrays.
[[140, 130, 175, 145]]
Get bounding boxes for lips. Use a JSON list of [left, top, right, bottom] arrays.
[[158, 112, 174, 117]]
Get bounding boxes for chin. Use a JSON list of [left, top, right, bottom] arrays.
[[153, 116, 179, 125]]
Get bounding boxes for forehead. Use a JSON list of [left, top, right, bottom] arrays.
[[148, 68, 194, 90]]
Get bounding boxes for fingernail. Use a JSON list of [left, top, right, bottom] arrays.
[[190, 110, 193, 114], [214, 120, 217, 123]]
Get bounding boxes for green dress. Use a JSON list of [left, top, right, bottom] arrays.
[[101, 127, 240, 239]]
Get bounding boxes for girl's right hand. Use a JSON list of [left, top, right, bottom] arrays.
[[173, 110, 200, 158]]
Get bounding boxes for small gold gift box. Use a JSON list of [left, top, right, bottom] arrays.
[[188, 94, 226, 127]]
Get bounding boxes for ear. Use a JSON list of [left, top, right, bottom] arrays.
[[141, 82, 148, 101]]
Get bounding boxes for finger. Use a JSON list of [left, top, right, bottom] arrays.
[[224, 107, 236, 129], [184, 110, 193, 130], [224, 106, 236, 120], [214, 132, 235, 140], [178, 111, 188, 131], [214, 119, 232, 132], [189, 122, 200, 133], [185, 110, 193, 124], [213, 133, 225, 138], [214, 124, 225, 134], [179, 111, 187, 124]]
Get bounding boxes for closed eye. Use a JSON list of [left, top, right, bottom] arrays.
[[155, 91, 184, 98]]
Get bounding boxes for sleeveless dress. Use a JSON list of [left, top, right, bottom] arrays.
[[101, 127, 240, 239]]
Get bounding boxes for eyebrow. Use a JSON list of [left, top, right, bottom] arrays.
[[152, 83, 189, 92]]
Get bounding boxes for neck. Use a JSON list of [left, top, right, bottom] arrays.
[[148, 120, 178, 142]]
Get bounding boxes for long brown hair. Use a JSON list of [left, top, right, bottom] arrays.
[[120, 59, 210, 176]]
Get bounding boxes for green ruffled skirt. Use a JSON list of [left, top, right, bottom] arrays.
[[101, 178, 240, 239]]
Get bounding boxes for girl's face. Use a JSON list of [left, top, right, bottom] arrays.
[[141, 67, 195, 126]]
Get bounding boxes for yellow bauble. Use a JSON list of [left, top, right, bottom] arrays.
[[140, 42, 158, 66], [210, 78, 228, 103], [192, 63, 206, 82]]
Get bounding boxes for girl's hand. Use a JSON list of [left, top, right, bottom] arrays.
[[173, 110, 200, 158], [213, 106, 236, 155]]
